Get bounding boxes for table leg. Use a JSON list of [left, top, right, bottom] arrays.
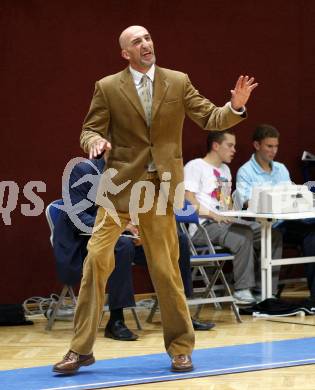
[[266, 221, 273, 298], [260, 220, 267, 300]]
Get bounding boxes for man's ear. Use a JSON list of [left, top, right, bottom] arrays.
[[121, 49, 129, 60], [253, 141, 260, 151], [212, 141, 219, 152]]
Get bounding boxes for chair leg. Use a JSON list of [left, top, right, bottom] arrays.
[[194, 260, 242, 323], [199, 267, 222, 309], [131, 308, 142, 330], [46, 286, 69, 331], [231, 301, 242, 323], [68, 286, 77, 305], [146, 295, 158, 323], [206, 268, 223, 310], [214, 263, 242, 323], [194, 264, 224, 317], [98, 294, 142, 330], [98, 294, 109, 328]]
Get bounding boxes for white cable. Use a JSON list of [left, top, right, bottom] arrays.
[[23, 294, 75, 318]]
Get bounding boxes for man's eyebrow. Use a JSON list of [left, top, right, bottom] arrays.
[[131, 34, 151, 44]]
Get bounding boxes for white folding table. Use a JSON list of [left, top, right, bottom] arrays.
[[221, 210, 315, 300]]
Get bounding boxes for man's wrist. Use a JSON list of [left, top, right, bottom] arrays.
[[226, 101, 246, 115]]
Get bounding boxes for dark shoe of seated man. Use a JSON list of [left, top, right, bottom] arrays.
[[191, 317, 215, 331], [53, 350, 95, 374], [104, 308, 138, 341]]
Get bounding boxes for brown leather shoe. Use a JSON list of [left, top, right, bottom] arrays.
[[53, 350, 95, 374], [171, 354, 194, 372]]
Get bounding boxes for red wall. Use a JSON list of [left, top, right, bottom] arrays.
[[1, 0, 315, 303]]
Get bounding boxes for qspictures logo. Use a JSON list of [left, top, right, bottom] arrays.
[[1, 158, 314, 230], [0, 157, 195, 231]]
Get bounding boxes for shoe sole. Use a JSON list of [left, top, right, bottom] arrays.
[[171, 365, 194, 372], [105, 330, 139, 341], [53, 357, 95, 375], [193, 324, 216, 331], [234, 300, 256, 305]]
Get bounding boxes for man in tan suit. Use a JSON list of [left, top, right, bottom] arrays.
[[53, 25, 257, 374]]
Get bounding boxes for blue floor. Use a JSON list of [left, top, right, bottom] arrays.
[[2, 337, 315, 390]]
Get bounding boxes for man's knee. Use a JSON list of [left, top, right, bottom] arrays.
[[149, 260, 179, 282], [242, 225, 254, 238], [115, 236, 134, 255], [84, 247, 115, 275], [228, 226, 254, 251]]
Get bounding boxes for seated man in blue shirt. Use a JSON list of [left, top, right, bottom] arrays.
[[236, 124, 315, 298], [53, 157, 214, 339]]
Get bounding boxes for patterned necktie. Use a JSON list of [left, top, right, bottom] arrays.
[[139, 74, 152, 127]]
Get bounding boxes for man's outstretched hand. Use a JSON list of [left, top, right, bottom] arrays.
[[230, 75, 258, 111], [89, 138, 112, 159]]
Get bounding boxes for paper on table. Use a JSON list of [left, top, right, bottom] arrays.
[[80, 233, 140, 238], [120, 233, 140, 239], [302, 151, 315, 161]]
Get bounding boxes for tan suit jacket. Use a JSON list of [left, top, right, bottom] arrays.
[[80, 66, 246, 212]]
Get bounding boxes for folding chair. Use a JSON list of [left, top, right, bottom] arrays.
[[45, 200, 142, 330], [147, 201, 241, 323]]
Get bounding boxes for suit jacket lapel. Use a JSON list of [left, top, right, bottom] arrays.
[[152, 66, 169, 121], [119, 68, 147, 123], [119, 66, 169, 124]]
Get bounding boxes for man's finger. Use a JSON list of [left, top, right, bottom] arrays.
[[89, 145, 96, 159], [249, 83, 259, 91], [104, 140, 112, 151], [88, 138, 112, 159], [240, 75, 248, 89], [234, 75, 244, 90], [97, 143, 103, 154], [246, 77, 255, 85]]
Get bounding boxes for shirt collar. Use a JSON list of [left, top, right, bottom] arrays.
[[129, 64, 155, 85], [251, 153, 277, 174]]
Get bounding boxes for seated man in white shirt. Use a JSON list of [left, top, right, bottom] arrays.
[[236, 124, 315, 299], [184, 130, 283, 304]]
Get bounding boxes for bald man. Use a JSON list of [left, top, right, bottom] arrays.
[[53, 25, 257, 374]]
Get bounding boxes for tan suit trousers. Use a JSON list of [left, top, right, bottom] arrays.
[[70, 176, 195, 357]]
